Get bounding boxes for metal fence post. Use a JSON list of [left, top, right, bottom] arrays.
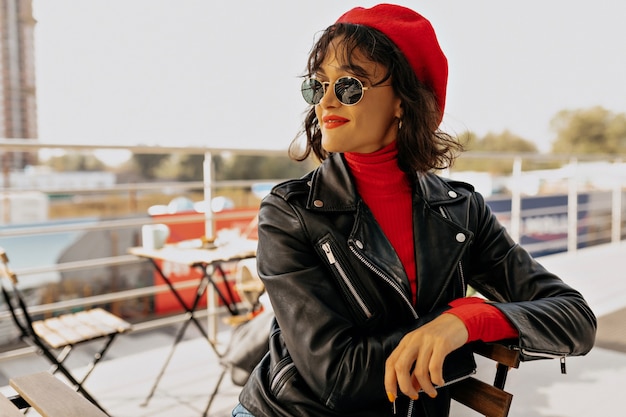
[[567, 158, 578, 253], [612, 159, 623, 244], [203, 151, 215, 239], [510, 156, 522, 243], [203, 151, 218, 343]]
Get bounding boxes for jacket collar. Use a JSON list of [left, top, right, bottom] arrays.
[[307, 153, 359, 211], [416, 171, 471, 207], [307, 153, 469, 210]]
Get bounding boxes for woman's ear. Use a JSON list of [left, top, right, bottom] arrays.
[[395, 101, 403, 121]]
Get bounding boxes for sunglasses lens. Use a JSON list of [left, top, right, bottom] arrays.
[[335, 77, 363, 105], [301, 79, 324, 105], [301, 77, 364, 105]]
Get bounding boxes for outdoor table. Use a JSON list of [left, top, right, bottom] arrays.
[[128, 238, 257, 406]]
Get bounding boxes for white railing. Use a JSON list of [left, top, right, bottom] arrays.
[[1, 139, 625, 357]]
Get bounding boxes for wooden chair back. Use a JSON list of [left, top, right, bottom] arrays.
[[450, 342, 521, 417], [8, 372, 108, 417]]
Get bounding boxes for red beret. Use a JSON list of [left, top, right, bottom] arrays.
[[336, 4, 448, 122]]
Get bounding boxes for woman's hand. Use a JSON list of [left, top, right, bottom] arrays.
[[384, 313, 469, 401]]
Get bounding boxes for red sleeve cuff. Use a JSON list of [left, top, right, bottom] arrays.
[[445, 297, 519, 342], [448, 296, 486, 308]]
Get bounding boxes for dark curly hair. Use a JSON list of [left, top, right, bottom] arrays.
[[289, 23, 463, 176]]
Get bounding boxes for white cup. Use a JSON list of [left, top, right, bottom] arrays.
[[142, 224, 170, 249]]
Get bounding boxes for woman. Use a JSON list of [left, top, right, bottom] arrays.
[[233, 4, 596, 417]]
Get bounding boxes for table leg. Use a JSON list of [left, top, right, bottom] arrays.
[[141, 261, 223, 407], [141, 314, 198, 407], [150, 259, 193, 312], [202, 263, 240, 316]]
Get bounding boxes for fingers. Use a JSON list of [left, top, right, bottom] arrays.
[[385, 343, 422, 401], [384, 315, 469, 401], [396, 349, 422, 399], [413, 346, 438, 398], [429, 348, 447, 387], [385, 337, 440, 400], [383, 353, 398, 403]]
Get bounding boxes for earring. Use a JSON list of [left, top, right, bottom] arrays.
[[398, 120, 403, 130]]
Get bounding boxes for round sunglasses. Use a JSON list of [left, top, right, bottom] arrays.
[[301, 76, 390, 106]]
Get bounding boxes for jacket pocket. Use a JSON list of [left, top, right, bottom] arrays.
[[269, 356, 297, 395], [267, 324, 297, 397], [267, 327, 321, 408], [318, 238, 375, 324]]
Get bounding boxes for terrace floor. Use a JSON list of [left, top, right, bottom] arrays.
[[2, 242, 626, 416]]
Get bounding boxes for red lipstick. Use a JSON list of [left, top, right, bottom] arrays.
[[322, 115, 349, 129]]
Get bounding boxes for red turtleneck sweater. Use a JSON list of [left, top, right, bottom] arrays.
[[344, 142, 518, 343]]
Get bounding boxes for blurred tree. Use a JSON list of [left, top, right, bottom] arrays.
[[177, 154, 205, 181], [46, 153, 106, 171], [132, 153, 170, 179], [216, 154, 317, 180], [224, 155, 265, 180], [454, 130, 538, 174], [170, 153, 316, 182], [550, 106, 626, 155], [476, 130, 538, 153]]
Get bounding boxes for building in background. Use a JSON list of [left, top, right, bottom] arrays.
[[1, 0, 38, 169]]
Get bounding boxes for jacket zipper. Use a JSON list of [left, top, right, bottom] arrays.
[[348, 243, 417, 320], [424, 370, 477, 392], [270, 359, 297, 393], [321, 242, 373, 319], [519, 348, 568, 374], [347, 243, 417, 417], [457, 261, 466, 295], [324, 241, 417, 417]]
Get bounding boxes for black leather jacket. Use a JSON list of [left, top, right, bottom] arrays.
[[239, 153, 596, 417]]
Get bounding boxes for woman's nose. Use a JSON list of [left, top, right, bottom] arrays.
[[318, 83, 339, 107]]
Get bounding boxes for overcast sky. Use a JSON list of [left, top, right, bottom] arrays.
[[32, 0, 626, 159]]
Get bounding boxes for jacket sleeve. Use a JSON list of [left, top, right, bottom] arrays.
[[256, 192, 408, 410], [465, 191, 597, 360]]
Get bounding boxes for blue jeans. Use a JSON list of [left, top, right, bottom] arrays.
[[232, 403, 255, 417]]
